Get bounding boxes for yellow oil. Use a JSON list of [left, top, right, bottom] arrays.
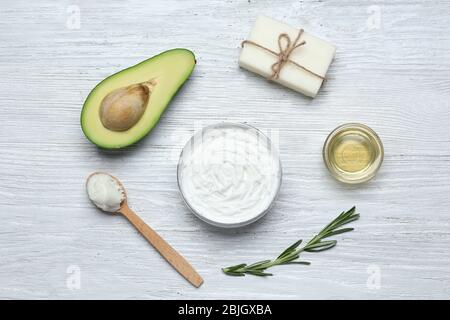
[[323, 123, 384, 184], [329, 130, 375, 173]]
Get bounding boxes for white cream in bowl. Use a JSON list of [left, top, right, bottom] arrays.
[[177, 123, 282, 228]]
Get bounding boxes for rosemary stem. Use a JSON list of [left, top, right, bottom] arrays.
[[222, 207, 359, 277]]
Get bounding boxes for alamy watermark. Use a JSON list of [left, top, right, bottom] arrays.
[[66, 5, 81, 30], [366, 264, 381, 290], [66, 265, 81, 290], [366, 5, 382, 30]]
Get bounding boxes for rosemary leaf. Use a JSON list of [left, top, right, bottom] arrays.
[[246, 260, 272, 269], [248, 271, 273, 277], [223, 263, 247, 272], [322, 228, 354, 238], [285, 261, 311, 265], [277, 239, 302, 259], [279, 254, 300, 264], [304, 240, 337, 252], [222, 270, 246, 276]]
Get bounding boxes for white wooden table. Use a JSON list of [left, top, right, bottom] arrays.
[[1, 0, 449, 299]]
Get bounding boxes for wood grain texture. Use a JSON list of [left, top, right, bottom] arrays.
[[1, 0, 450, 299]]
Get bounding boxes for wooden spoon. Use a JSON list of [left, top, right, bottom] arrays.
[[86, 172, 204, 288]]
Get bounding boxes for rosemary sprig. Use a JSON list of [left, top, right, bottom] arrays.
[[222, 206, 359, 277]]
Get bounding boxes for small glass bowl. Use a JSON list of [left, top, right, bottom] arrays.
[[177, 122, 282, 228], [323, 123, 384, 184]]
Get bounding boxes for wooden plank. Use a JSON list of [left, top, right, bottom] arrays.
[[0, 0, 449, 299]]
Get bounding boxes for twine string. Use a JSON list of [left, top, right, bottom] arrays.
[[241, 29, 326, 81]]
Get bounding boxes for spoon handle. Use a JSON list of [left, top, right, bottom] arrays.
[[120, 204, 204, 288]]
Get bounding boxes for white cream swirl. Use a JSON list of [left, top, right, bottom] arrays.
[[178, 123, 282, 227]]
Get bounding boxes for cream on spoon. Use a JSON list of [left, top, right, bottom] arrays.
[[86, 172, 125, 212], [86, 172, 203, 288]]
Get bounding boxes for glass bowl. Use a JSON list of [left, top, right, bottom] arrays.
[[177, 122, 282, 228], [323, 123, 384, 184]]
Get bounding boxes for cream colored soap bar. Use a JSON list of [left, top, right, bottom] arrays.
[[239, 16, 336, 98]]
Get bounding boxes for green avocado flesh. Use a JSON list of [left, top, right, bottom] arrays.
[[81, 49, 196, 149]]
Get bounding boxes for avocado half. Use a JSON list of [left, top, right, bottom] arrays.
[[81, 49, 196, 149]]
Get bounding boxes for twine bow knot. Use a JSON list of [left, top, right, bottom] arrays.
[[241, 29, 325, 81], [270, 31, 306, 79]]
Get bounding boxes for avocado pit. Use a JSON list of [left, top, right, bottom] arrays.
[[99, 81, 156, 131]]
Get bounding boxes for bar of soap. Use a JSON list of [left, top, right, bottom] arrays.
[[239, 16, 336, 98]]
